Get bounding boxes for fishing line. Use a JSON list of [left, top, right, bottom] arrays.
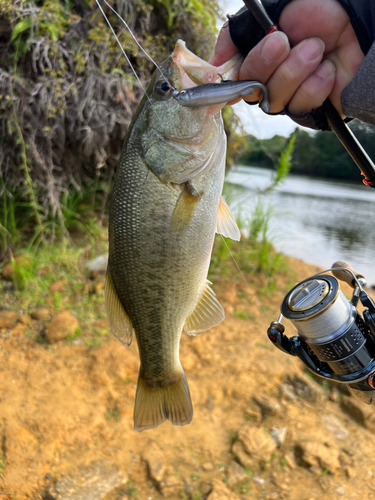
[[219, 235, 265, 319], [99, 0, 169, 82], [95, 0, 149, 99]]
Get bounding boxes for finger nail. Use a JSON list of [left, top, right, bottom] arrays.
[[299, 38, 325, 62], [260, 31, 289, 63], [316, 59, 335, 79]]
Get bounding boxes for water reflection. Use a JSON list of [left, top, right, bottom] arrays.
[[226, 166, 375, 285]]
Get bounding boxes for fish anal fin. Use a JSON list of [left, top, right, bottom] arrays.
[[184, 280, 224, 336], [216, 196, 240, 241], [105, 267, 133, 346], [134, 366, 193, 432], [170, 181, 201, 232]]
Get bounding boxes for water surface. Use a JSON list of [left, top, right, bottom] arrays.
[[226, 166, 375, 285]]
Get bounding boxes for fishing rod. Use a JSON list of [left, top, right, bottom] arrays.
[[242, 0, 375, 189]]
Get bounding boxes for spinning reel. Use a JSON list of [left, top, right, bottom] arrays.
[[267, 261, 375, 403]]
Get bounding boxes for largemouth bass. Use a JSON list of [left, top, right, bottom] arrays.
[[106, 40, 241, 432]]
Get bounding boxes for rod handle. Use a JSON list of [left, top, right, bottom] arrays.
[[331, 260, 365, 288]]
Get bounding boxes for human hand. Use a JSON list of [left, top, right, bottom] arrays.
[[210, 0, 364, 117]]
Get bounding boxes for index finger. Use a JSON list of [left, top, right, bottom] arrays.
[[208, 22, 239, 66]]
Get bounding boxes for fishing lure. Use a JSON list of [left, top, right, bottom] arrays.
[[173, 80, 270, 113]]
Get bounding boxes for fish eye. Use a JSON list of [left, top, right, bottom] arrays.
[[154, 79, 173, 100], [160, 82, 170, 92]]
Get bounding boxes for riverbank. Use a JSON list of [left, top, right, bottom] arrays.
[[1, 239, 375, 500]]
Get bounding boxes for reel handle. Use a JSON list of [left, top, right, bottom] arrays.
[[331, 260, 365, 288]]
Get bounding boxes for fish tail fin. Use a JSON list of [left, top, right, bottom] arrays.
[[134, 366, 193, 432]]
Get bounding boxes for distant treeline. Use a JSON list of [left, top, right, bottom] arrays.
[[239, 120, 375, 181]]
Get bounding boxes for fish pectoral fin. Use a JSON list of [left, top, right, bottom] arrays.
[[170, 181, 202, 232], [105, 267, 133, 346], [134, 366, 193, 432], [216, 195, 240, 241], [184, 280, 225, 336]]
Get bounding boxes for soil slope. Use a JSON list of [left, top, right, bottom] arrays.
[[1, 256, 375, 500]]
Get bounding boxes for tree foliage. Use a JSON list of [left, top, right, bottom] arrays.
[[239, 120, 375, 182]]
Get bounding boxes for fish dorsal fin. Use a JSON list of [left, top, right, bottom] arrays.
[[184, 280, 224, 336], [105, 267, 133, 346], [216, 196, 240, 241]]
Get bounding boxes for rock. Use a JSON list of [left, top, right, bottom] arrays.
[[336, 487, 345, 496], [161, 475, 184, 498], [253, 397, 281, 418], [279, 383, 297, 402], [50, 460, 126, 499], [31, 307, 52, 321], [2, 262, 14, 281], [321, 414, 349, 440], [231, 441, 253, 470], [208, 479, 241, 500], [202, 462, 214, 471], [340, 396, 375, 431], [49, 279, 68, 293], [226, 461, 249, 486], [86, 254, 108, 274], [345, 466, 353, 478], [283, 452, 297, 470], [11, 323, 26, 336], [253, 476, 265, 485], [271, 427, 287, 447], [235, 426, 277, 467], [0, 311, 19, 329], [142, 441, 168, 490], [20, 313, 31, 325], [244, 405, 262, 423], [297, 440, 340, 473], [45, 311, 79, 343], [288, 375, 318, 402], [318, 475, 331, 491]]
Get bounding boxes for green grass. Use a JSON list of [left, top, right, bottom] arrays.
[[0, 178, 110, 255], [0, 455, 6, 474], [0, 221, 109, 348], [126, 478, 138, 497], [106, 408, 120, 422]]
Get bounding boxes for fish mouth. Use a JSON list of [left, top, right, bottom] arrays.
[[171, 39, 242, 90]]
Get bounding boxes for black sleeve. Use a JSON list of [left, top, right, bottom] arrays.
[[228, 0, 375, 56]]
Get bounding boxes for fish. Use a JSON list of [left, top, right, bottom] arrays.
[[105, 40, 242, 432]]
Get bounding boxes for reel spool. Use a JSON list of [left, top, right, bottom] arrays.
[[267, 261, 375, 404]]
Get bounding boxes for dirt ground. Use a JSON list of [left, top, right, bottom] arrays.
[[1, 255, 375, 500]]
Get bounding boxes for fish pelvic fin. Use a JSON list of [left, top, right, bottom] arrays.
[[184, 280, 224, 335], [105, 266, 133, 346], [216, 196, 240, 241], [134, 366, 193, 432]]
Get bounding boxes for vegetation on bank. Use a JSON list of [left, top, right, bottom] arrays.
[[0, 0, 245, 256], [239, 120, 375, 182]]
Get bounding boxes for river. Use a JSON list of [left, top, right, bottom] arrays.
[[226, 166, 375, 286]]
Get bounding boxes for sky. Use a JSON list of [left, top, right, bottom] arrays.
[[219, 0, 304, 139]]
